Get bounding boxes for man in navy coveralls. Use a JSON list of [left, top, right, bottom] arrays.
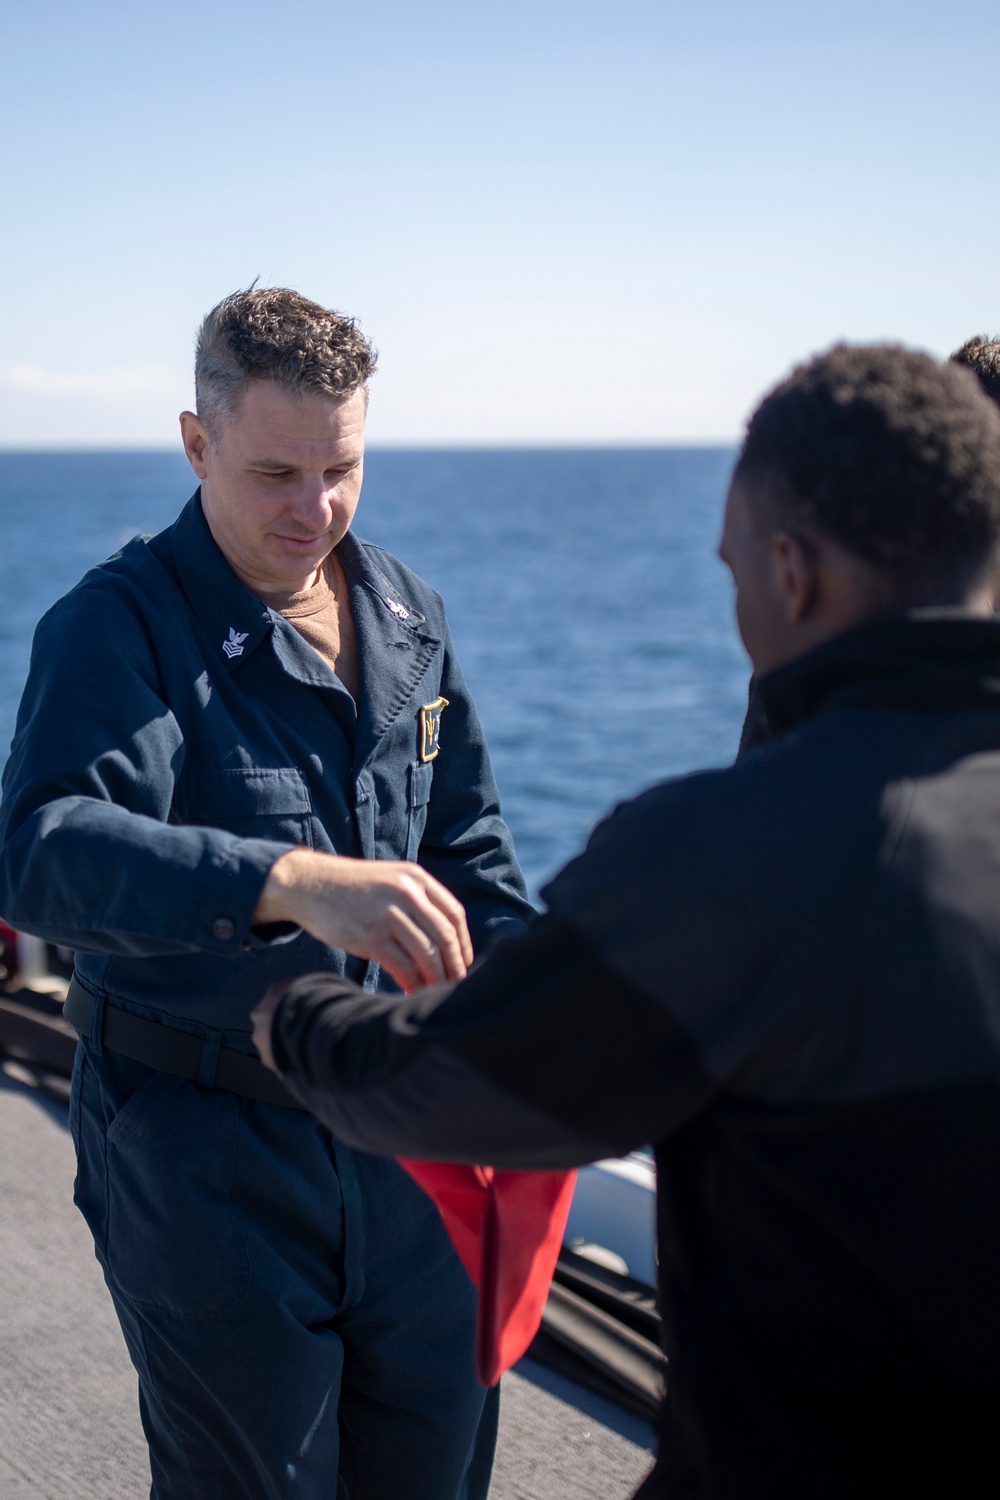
[[0, 288, 533, 1499], [255, 346, 1000, 1498]]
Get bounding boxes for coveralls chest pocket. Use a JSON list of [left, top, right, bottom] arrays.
[[406, 761, 434, 860], [175, 766, 315, 847]]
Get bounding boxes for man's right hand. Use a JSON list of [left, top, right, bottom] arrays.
[[253, 849, 474, 993]]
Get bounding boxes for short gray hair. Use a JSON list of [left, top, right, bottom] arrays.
[[195, 286, 378, 434]]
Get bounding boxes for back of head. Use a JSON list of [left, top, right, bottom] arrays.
[[734, 343, 1000, 596], [195, 287, 378, 435], [950, 335, 1000, 409]]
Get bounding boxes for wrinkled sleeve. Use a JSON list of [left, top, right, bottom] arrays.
[[261, 914, 716, 1169], [259, 756, 833, 1164], [0, 585, 292, 957], [417, 621, 535, 950]]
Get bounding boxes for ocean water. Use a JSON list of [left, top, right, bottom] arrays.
[[0, 448, 748, 897]]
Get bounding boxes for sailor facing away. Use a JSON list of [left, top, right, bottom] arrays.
[[0, 288, 533, 1500], [255, 345, 1000, 1499], [739, 330, 1000, 760]]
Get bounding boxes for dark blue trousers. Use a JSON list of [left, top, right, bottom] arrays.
[[70, 1038, 497, 1499]]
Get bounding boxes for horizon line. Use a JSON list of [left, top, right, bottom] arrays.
[[0, 438, 740, 455]]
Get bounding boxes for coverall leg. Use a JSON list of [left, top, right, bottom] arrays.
[[70, 1039, 493, 1500]]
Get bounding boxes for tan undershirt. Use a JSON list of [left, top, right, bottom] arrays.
[[258, 554, 360, 700]]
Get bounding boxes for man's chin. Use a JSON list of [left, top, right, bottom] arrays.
[[265, 537, 336, 581]]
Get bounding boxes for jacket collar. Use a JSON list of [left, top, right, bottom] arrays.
[[338, 532, 442, 772], [159, 492, 274, 672], [756, 611, 1000, 737], [159, 493, 442, 767]]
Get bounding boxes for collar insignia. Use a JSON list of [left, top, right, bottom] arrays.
[[222, 627, 249, 660], [386, 597, 410, 620]]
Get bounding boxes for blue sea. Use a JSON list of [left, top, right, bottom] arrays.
[[0, 449, 747, 898]]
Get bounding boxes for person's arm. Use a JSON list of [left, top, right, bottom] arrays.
[[255, 760, 823, 1167], [0, 585, 280, 957], [253, 914, 715, 1169], [0, 584, 470, 986]]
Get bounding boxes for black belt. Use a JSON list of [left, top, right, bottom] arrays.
[[64, 978, 303, 1110]]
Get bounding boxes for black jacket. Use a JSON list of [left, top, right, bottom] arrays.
[[263, 614, 1000, 1498]]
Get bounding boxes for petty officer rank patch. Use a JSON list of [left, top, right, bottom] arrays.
[[222, 628, 249, 659], [420, 697, 449, 762]]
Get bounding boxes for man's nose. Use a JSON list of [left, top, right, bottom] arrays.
[[290, 478, 336, 530]]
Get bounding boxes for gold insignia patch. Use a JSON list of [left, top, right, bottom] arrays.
[[420, 697, 449, 762]]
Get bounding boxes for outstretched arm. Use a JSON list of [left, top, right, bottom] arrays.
[[253, 914, 714, 1170], [254, 764, 806, 1168]]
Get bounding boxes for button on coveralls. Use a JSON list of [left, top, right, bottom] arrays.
[[0, 493, 533, 1499]]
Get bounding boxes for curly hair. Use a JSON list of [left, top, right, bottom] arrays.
[[734, 344, 1000, 586], [950, 335, 1000, 409], [195, 287, 378, 433]]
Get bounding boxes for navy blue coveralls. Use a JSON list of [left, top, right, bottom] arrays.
[[0, 493, 533, 1500]]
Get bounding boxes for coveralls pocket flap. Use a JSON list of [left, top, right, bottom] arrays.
[[176, 766, 314, 845]]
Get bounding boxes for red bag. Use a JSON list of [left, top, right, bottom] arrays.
[[399, 1159, 576, 1386]]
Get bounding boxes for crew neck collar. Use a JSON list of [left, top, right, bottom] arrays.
[[257, 557, 338, 618]]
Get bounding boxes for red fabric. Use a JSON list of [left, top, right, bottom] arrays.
[[399, 1159, 576, 1386], [0, 919, 18, 979]]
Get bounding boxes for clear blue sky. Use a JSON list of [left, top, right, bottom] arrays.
[[2, 0, 998, 446]]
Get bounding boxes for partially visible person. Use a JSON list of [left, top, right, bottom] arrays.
[[951, 332, 1000, 403], [254, 345, 1000, 1499], [743, 329, 1000, 756]]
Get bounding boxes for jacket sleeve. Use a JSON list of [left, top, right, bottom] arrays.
[[416, 621, 536, 952], [260, 734, 843, 1165], [0, 584, 292, 957], [261, 914, 715, 1169]]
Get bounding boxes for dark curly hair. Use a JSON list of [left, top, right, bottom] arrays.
[[950, 335, 1000, 409], [195, 287, 378, 433], [734, 343, 1000, 587]]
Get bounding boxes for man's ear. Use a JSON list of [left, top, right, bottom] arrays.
[[179, 410, 211, 480], [770, 530, 818, 624]]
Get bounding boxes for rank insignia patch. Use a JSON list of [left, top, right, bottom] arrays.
[[420, 697, 449, 762], [222, 628, 249, 660]]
